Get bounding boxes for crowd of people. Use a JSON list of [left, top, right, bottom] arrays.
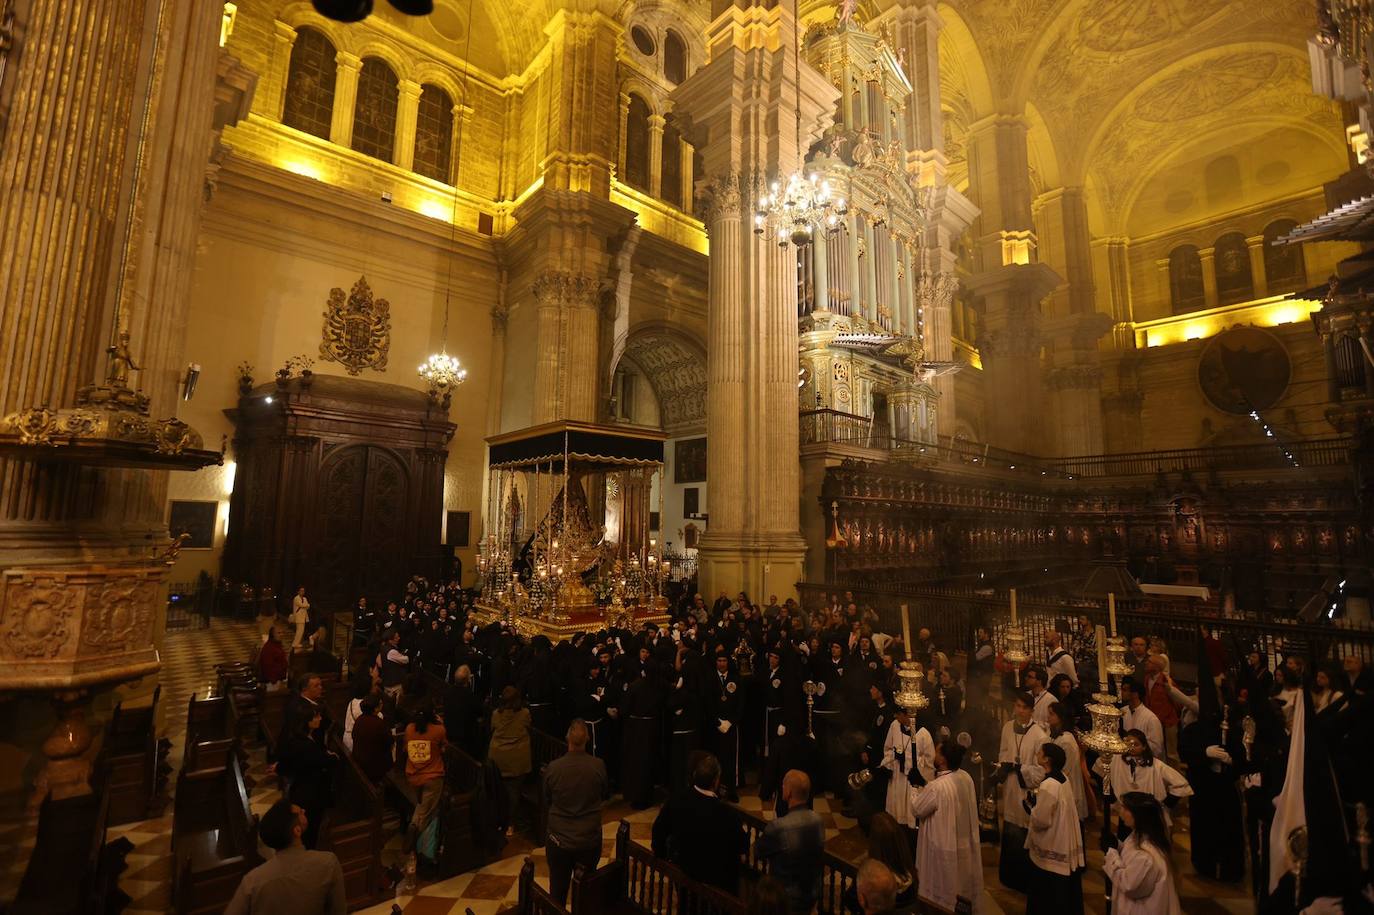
[[233, 577, 1374, 915]]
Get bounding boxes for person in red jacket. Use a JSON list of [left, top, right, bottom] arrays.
[[257, 627, 289, 689], [1141, 655, 1180, 761]]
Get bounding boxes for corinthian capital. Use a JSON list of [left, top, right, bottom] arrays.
[[698, 173, 742, 224], [531, 270, 600, 307]]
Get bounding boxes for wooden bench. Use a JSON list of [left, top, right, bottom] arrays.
[[735, 807, 856, 915], [610, 820, 747, 915], [317, 732, 388, 910], [432, 743, 500, 877], [171, 753, 261, 915], [100, 685, 169, 825], [10, 777, 124, 914], [528, 726, 567, 844]]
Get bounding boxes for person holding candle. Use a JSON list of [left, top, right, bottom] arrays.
[[995, 690, 1047, 893]]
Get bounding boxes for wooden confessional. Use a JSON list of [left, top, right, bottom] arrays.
[[223, 375, 455, 613]]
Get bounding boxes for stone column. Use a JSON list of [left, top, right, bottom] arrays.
[[617, 93, 631, 179], [1199, 247, 1219, 309], [648, 114, 665, 198], [395, 79, 422, 170], [1247, 234, 1269, 298], [680, 137, 695, 215], [530, 272, 602, 423], [814, 233, 830, 312], [330, 51, 362, 148], [886, 0, 946, 183], [450, 104, 472, 186], [268, 21, 297, 120], [672, 0, 839, 600], [0, 0, 234, 804], [1092, 236, 1135, 348]]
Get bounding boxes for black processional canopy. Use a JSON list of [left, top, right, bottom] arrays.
[[486, 420, 665, 472]]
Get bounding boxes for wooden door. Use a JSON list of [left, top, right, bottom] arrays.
[[315, 445, 410, 611]]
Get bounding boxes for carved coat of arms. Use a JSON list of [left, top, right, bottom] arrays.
[[320, 276, 390, 375]]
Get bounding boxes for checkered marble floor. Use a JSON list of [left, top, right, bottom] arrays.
[[78, 620, 1257, 915]]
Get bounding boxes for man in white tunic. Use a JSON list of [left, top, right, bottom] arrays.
[[997, 691, 1046, 893], [881, 706, 934, 833], [1046, 631, 1078, 686], [909, 740, 983, 914], [1118, 678, 1165, 758], [1024, 742, 1085, 914]]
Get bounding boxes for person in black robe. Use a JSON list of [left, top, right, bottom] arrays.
[[706, 651, 744, 801], [620, 667, 662, 808], [667, 663, 703, 796], [1180, 691, 1247, 882]]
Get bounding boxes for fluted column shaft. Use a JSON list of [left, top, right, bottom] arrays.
[[330, 52, 362, 148], [395, 79, 422, 170]]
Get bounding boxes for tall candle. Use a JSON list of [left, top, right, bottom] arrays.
[[1009, 588, 1017, 625], [900, 603, 912, 661], [1096, 624, 1109, 693], [1108, 592, 1117, 637]]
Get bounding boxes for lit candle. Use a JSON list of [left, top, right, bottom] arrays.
[[901, 603, 912, 661], [1009, 588, 1017, 625], [1096, 624, 1108, 693], [1108, 592, 1117, 637]]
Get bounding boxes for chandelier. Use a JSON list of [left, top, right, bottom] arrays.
[[753, 0, 846, 248], [755, 172, 847, 247], [418, 0, 475, 404], [418, 350, 467, 393]]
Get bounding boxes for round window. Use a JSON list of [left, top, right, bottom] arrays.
[[631, 25, 656, 56]]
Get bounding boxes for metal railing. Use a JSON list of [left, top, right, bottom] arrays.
[[799, 408, 1352, 480], [796, 581, 1374, 673]]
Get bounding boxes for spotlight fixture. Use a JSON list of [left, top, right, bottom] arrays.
[[182, 363, 201, 401], [312, 0, 434, 21], [312, 0, 373, 22]]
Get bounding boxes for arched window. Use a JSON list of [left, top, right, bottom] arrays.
[[664, 30, 687, 84], [352, 57, 399, 162], [1263, 219, 1306, 293], [414, 84, 454, 183], [1214, 232, 1253, 305], [624, 93, 651, 191], [282, 27, 337, 139], [661, 123, 682, 208], [1168, 244, 1205, 313]]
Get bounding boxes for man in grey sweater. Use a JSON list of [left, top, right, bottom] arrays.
[[225, 801, 345, 915], [542, 718, 610, 905]]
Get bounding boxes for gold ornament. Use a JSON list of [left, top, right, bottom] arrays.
[[320, 276, 391, 375]]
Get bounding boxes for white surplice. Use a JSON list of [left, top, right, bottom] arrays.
[[910, 768, 984, 914], [1025, 774, 1085, 876], [1102, 754, 1193, 826], [1103, 834, 1182, 915], [1053, 731, 1089, 822], [881, 719, 934, 827], [998, 719, 1047, 828]]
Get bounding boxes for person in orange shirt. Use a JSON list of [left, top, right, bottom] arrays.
[[1141, 656, 1180, 762], [404, 702, 447, 851]]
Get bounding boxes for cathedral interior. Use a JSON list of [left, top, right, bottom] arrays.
[[1, 0, 1373, 912]]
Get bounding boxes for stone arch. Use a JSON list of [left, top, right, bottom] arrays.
[[935, 3, 997, 118], [612, 323, 707, 436]]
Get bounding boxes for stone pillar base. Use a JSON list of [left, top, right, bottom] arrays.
[[697, 535, 808, 604]]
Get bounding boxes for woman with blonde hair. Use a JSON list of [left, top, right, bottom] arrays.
[[489, 684, 532, 837]]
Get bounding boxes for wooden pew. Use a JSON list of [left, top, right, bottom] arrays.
[[185, 694, 232, 747], [171, 753, 261, 915], [433, 743, 500, 878], [100, 685, 167, 825], [10, 777, 124, 915], [528, 726, 567, 844], [611, 820, 747, 915], [516, 856, 568, 915], [316, 732, 387, 910], [734, 808, 856, 915]]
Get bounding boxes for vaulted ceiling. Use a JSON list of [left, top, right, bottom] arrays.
[[936, 0, 1348, 236]]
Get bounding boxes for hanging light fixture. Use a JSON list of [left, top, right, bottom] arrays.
[[753, 0, 846, 247], [418, 0, 474, 404]]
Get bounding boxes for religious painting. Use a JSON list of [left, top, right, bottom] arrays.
[[446, 511, 470, 548], [674, 437, 706, 483], [168, 500, 217, 549], [1197, 326, 1290, 414], [683, 487, 700, 517], [320, 276, 391, 375]]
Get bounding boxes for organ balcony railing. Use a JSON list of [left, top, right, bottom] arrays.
[[799, 408, 1352, 479]]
